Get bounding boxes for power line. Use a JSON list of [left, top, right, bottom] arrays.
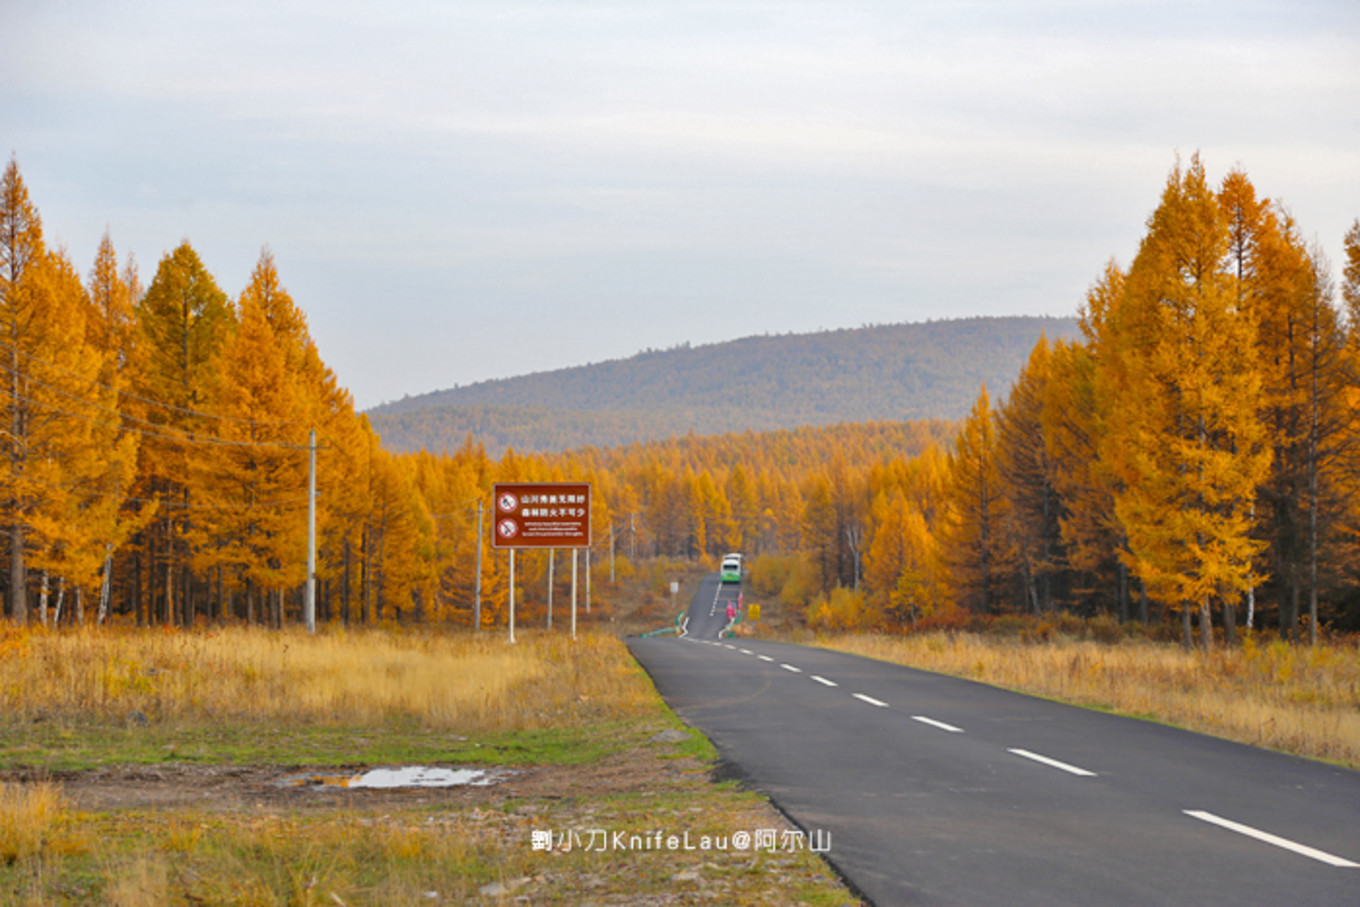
[[0, 337, 306, 427], [0, 359, 307, 448], [18, 472, 309, 511], [9, 389, 311, 451]]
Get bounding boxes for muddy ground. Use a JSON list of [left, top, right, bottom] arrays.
[[0, 748, 704, 814]]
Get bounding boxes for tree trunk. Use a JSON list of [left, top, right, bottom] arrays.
[[1181, 605, 1193, 651], [134, 545, 144, 627], [8, 524, 26, 625], [362, 527, 372, 624], [164, 557, 175, 627], [1289, 582, 1300, 644], [1223, 596, 1237, 648], [342, 538, 352, 625], [98, 546, 113, 625], [1199, 598, 1212, 653], [1118, 562, 1129, 623]]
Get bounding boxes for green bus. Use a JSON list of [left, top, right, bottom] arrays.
[[720, 553, 743, 584]]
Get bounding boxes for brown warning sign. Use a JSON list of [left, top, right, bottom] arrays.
[[491, 483, 591, 549]]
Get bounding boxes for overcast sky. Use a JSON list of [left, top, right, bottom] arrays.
[[3, 0, 1357, 410]]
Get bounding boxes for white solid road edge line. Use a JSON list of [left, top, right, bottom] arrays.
[[853, 693, 890, 708], [912, 715, 964, 733], [810, 675, 838, 687], [1184, 810, 1360, 868], [780, 663, 803, 673], [1008, 748, 1097, 777]]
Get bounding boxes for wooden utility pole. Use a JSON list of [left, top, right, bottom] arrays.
[[474, 499, 483, 632], [305, 429, 317, 634]]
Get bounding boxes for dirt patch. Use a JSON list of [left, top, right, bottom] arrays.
[[0, 748, 709, 814]]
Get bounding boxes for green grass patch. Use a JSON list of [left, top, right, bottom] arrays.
[[0, 717, 667, 772]]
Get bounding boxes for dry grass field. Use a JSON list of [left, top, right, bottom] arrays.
[[822, 629, 1360, 769], [0, 625, 859, 906], [0, 623, 649, 733]]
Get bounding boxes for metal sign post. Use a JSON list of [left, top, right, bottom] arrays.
[[508, 549, 516, 644], [492, 483, 591, 643]]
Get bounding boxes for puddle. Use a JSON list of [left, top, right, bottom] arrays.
[[274, 766, 513, 790]]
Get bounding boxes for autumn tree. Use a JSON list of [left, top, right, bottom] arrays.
[[996, 337, 1066, 613], [942, 385, 1011, 613], [129, 241, 233, 625], [0, 157, 57, 623], [187, 259, 312, 625], [1107, 155, 1271, 651], [863, 488, 944, 627], [1, 161, 139, 625]]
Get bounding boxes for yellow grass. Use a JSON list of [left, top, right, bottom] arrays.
[[824, 631, 1360, 769], [0, 782, 67, 864], [0, 624, 652, 732]]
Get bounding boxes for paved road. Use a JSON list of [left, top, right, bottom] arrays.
[[678, 571, 744, 640], [630, 581, 1360, 904]]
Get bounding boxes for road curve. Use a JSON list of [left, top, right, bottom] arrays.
[[629, 623, 1360, 905]]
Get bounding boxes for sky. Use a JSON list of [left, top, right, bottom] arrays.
[[2, 0, 1357, 410]]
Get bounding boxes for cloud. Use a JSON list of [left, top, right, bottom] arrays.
[[2, 0, 1357, 408]]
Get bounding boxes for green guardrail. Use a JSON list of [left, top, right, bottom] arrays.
[[719, 611, 744, 638], [640, 610, 687, 638]]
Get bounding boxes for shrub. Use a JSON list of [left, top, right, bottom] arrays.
[[0, 782, 67, 864]]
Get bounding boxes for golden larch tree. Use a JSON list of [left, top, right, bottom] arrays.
[[1108, 155, 1272, 651]]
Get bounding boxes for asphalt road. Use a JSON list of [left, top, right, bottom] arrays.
[[629, 576, 1360, 905], [679, 571, 744, 641]]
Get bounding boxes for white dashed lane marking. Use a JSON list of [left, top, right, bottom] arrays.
[[853, 693, 889, 708], [1008, 748, 1096, 777], [912, 715, 964, 733], [739, 649, 753, 655], [810, 675, 838, 687], [757, 655, 774, 662], [1184, 811, 1360, 868], [780, 663, 802, 673]]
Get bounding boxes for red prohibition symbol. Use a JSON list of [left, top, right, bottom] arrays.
[[497, 493, 518, 513], [497, 519, 519, 539]]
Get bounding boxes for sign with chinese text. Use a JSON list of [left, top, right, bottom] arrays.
[[492, 483, 592, 549]]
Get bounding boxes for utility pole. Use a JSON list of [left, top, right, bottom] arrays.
[[630, 512, 636, 562], [609, 523, 615, 583], [305, 429, 317, 634], [474, 499, 483, 632]]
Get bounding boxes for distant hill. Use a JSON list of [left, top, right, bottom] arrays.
[[367, 316, 1080, 454]]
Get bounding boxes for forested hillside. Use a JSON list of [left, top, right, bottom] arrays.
[[6, 154, 1359, 641], [367, 317, 1080, 454]]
